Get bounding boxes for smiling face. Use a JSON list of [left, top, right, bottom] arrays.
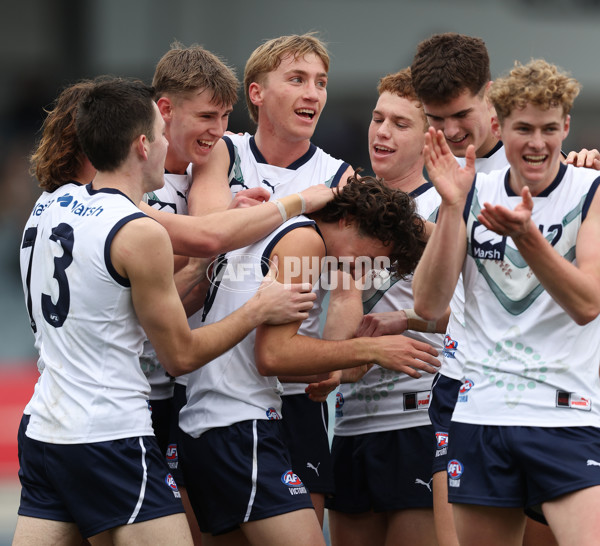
[[158, 90, 232, 174], [422, 87, 497, 158], [250, 52, 328, 143], [368, 91, 427, 184], [494, 103, 569, 195]]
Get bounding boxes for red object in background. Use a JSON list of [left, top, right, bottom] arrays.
[[0, 362, 38, 480]]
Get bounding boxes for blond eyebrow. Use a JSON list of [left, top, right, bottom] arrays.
[[284, 68, 328, 79]]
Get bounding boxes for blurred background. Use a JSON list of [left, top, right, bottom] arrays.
[[1, 0, 600, 542]]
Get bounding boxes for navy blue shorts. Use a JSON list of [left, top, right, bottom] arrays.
[[17, 424, 184, 538], [280, 394, 334, 494], [447, 423, 600, 510], [149, 397, 173, 457], [429, 373, 462, 474], [325, 425, 435, 513], [163, 383, 187, 486], [179, 419, 313, 535]]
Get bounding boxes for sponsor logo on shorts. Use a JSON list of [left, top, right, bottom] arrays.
[[403, 390, 431, 411], [266, 407, 281, 420], [447, 459, 463, 488], [435, 431, 449, 457], [166, 444, 178, 469], [335, 392, 344, 418], [587, 459, 600, 467], [165, 473, 181, 498], [457, 379, 474, 403], [281, 470, 308, 495], [415, 478, 433, 492], [442, 335, 458, 359], [556, 391, 591, 411]]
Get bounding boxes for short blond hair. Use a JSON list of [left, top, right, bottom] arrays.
[[152, 42, 238, 107], [489, 59, 580, 122], [377, 68, 427, 129], [244, 33, 330, 123]]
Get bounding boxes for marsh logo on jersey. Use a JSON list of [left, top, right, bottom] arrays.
[[281, 470, 308, 495], [57, 194, 74, 207], [165, 473, 181, 498], [266, 407, 281, 420], [442, 335, 458, 359], [458, 379, 474, 403], [335, 391, 344, 418], [556, 391, 592, 411], [447, 459, 463, 488], [470, 221, 506, 260], [435, 432, 449, 457], [166, 444, 178, 469]]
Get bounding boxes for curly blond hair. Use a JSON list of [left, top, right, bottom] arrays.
[[489, 59, 580, 122]]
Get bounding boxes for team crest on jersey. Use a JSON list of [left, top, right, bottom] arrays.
[[435, 432, 449, 457], [281, 470, 308, 495], [556, 391, 592, 411], [447, 459, 463, 487], [266, 407, 281, 420], [165, 473, 181, 498], [442, 335, 458, 359], [458, 379, 474, 403], [470, 221, 507, 260], [335, 392, 344, 417]]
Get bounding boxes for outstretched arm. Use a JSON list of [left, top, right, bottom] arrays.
[[413, 128, 474, 320], [114, 218, 317, 376], [479, 186, 600, 324]]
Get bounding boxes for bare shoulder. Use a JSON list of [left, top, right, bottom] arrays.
[[111, 216, 174, 278]]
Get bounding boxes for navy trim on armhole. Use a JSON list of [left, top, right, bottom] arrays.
[[223, 136, 235, 178], [330, 162, 350, 188], [104, 212, 147, 286], [582, 176, 600, 221], [260, 220, 320, 277], [463, 176, 478, 224]]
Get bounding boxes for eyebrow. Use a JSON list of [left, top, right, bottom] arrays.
[[425, 107, 472, 119], [372, 110, 413, 124], [284, 69, 328, 79]]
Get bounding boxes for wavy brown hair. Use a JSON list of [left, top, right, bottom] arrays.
[[30, 80, 95, 191], [310, 175, 426, 278], [411, 32, 490, 104]]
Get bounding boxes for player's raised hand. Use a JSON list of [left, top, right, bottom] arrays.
[[478, 186, 534, 239], [424, 127, 475, 206]]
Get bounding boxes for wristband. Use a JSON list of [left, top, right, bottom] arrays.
[[278, 193, 304, 219], [273, 199, 288, 222], [404, 308, 437, 333]]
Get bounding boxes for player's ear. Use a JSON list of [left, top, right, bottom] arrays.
[[563, 114, 571, 140], [248, 82, 264, 107], [156, 97, 173, 121], [491, 115, 502, 140], [135, 134, 148, 160]]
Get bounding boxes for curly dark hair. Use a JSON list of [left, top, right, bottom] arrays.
[[310, 175, 426, 278]]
